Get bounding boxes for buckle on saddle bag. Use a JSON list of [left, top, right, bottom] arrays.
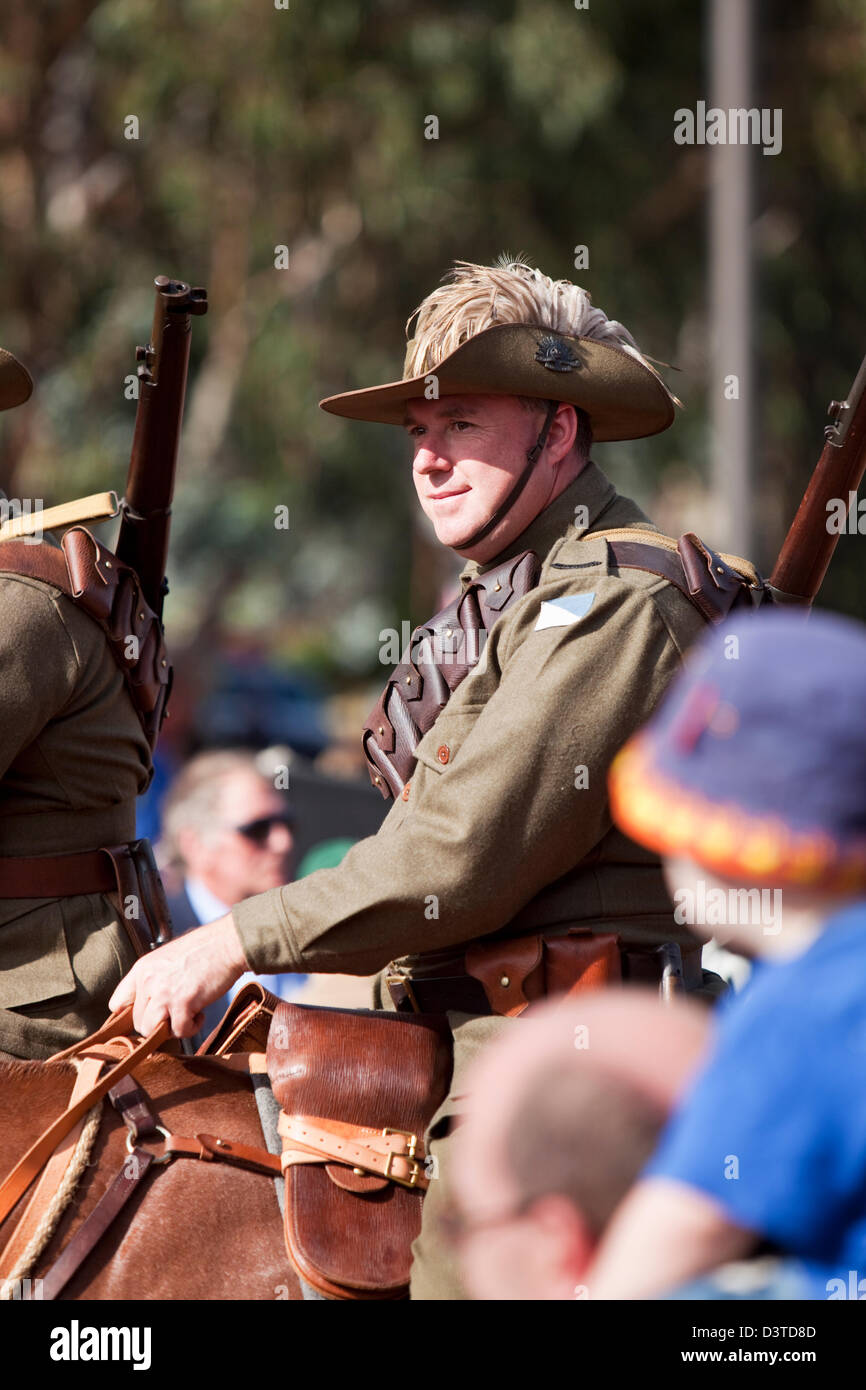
[[382, 1127, 422, 1188]]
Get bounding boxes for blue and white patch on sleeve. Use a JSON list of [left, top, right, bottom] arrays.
[[533, 592, 596, 631]]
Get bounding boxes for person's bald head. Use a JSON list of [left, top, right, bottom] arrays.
[[450, 990, 711, 1300]]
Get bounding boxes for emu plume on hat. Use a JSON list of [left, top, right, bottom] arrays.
[[319, 256, 680, 442], [0, 348, 33, 413]]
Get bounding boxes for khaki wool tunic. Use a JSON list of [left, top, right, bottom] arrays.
[[232, 462, 706, 975], [0, 569, 152, 1059], [231, 460, 708, 1297]]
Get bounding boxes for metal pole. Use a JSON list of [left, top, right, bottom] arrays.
[[709, 0, 754, 555]]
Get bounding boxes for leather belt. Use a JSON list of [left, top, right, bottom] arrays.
[[388, 973, 490, 1016], [387, 940, 702, 1016], [0, 849, 117, 897], [0, 841, 173, 957]]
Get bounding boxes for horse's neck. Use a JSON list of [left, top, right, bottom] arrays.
[[1, 1050, 301, 1300], [0, 1060, 79, 1189]]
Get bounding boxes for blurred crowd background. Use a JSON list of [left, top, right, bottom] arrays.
[[0, 0, 863, 840]]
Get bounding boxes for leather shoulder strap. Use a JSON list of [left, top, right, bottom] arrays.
[[585, 528, 767, 626], [0, 528, 170, 750], [0, 539, 71, 589]]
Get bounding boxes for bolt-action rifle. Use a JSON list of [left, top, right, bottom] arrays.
[[114, 275, 208, 619], [770, 352, 866, 604]]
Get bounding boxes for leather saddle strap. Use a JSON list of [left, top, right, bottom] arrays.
[[37, 1075, 156, 1302], [0, 1055, 106, 1281], [279, 1114, 429, 1190], [0, 1009, 170, 1225], [38, 1132, 282, 1303], [163, 1133, 282, 1176], [38, 1148, 154, 1302]]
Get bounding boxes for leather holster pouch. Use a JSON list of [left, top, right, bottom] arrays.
[[102, 839, 175, 956], [465, 928, 622, 1017], [267, 1001, 452, 1300]]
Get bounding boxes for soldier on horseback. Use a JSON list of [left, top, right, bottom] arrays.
[[0, 278, 204, 1063], [114, 255, 759, 1297], [0, 353, 168, 1062]]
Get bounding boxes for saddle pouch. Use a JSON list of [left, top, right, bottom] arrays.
[[464, 928, 622, 1017], [267, 1001, 452, 1300], [196, 981, 281, 1056]]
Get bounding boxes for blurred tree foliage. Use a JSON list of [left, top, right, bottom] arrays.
[[0, 0, 863, 694]]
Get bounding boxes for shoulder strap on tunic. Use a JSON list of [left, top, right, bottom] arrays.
[[586, 527, 767, 626]]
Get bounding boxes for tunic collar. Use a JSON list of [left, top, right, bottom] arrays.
[[459, 459, 618, 584]]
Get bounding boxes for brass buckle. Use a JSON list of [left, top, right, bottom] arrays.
[[385, 971, 421, 1013], [382, 1126, 418, 1158], [383, 1152, 423, 1188], [382, 1128, 422, 1188]]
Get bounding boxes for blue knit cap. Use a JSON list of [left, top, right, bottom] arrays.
[[609, 608, 866, 890]]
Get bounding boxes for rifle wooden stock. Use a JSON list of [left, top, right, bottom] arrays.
[[770, 351, 866, 604], [115, 276, 207, 618]]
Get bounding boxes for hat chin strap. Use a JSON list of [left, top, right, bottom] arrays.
[[459, 400, 558, 550]]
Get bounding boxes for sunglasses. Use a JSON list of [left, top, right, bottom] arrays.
[[229, 813, 295, 846]]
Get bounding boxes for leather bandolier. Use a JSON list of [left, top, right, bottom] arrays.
[[363, 549, 541, 800], [364, 526, 768, 1015], [0, 526, 173, 956]]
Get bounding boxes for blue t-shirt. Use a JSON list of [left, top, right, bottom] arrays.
[[646, 901, 866, 1301]]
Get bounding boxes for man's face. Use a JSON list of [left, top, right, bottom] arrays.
[[450, 1085, 596, 1301], [405, 394, 560, 560], [183, 771, 295, 905]]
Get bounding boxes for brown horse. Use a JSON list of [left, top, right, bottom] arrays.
[[0, 1049, 302, 1300]]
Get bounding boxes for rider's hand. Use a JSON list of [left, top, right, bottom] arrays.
[[109, 913, 250, 1038]]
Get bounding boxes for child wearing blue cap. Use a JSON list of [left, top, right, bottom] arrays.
[[588, 607, 866, 1301]]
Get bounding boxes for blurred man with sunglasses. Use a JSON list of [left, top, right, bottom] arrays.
[[159, 748, 300, 1039]]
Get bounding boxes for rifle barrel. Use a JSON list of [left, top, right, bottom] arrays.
[[115, 277, 207, 616], [770, 351, 866, 602]]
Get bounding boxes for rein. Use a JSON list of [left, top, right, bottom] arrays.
[[0, 1010, 279, 1300]]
